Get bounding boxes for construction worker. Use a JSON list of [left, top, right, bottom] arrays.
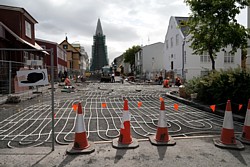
[[163, 77, 170, 88], [64, 76, 71, 86], [175, 77, 182, 87]]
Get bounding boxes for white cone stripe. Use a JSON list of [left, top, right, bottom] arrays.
[[121, 111, 131, 129], [244, 109, 250, 126], [158, 110, 166, 127], [222, 110, 234, 129], [75, 114, 86, 133], [122, 111, 131, 122]]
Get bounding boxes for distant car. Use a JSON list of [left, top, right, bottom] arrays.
[[101, 65, 112, 82]]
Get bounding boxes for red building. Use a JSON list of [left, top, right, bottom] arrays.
[[0, 5, 47, 93], [36, 38, 67, 81]]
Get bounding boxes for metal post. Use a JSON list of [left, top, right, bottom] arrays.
[[8, 61, 11, 94], [50, 48, 55, 151], [248, 6, 250, 55], [182, 37, 186, 80]]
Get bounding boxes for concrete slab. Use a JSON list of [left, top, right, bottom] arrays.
[[1, 138, 250, 167]]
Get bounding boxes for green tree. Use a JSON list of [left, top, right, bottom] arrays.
[[184, 0, 250, 70], [123, 45, 141, 72]]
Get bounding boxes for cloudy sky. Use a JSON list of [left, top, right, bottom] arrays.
[[1, 0, 248, 63]]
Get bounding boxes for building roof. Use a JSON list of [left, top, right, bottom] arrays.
[[141, 42, 164, 49], [0, 5, 38, 24], [95, 18, 103, 35], [59, 38, 80, 53], [0, 22, 48, 54]]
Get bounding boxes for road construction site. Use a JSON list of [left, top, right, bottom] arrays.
[[0, 80, 249, 167], [0, 81, 244, 148]]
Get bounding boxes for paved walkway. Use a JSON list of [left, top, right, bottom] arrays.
[[0, 137, 250, 167]]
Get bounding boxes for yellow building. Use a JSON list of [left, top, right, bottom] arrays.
[[59, 37, 81, 77]]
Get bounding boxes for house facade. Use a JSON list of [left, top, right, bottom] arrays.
[[0, 5, 47, 94], [71, 43, 89, 76], [59, 38, 89, 78], [36, 38, 67, 80], [163, 16, 241, 81], [135, 42, 164, 80]]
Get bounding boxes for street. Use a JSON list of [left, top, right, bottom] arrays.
[[0, 81, 249, 166]]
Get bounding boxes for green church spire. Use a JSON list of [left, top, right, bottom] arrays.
[[90, 18, 108, 71]]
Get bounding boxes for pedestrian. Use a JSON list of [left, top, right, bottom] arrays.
[[175, 77, 182, 87], [163, 77, 170, 88], [121, 75, 124, 84], [158, 74, 163, 85], [58, 71, 63, 82], [155, 74, 158, 82], [111, 73, 115, 83]]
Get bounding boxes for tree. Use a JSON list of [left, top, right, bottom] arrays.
[[184, 0, 250, 70], [123, 45, 141, 73]]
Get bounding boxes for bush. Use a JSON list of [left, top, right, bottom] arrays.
[[184, 67, 250, 114]]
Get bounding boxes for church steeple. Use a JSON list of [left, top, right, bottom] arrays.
[[95, 18, 103, 35], [91, 18, 108, 71]]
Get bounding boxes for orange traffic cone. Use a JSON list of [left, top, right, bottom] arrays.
[[66, 102, 95, 154], [112, 99, 139, 149], [149, 100, 176, 146], [213, 100, 244, 149], [238, 99, 250, 144]]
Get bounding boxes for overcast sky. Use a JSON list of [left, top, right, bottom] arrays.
[[1, 0, 248, 63]]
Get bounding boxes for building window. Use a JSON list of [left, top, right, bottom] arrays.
[[25, 20, 31, 38], [176, 34, 179, 46], [63, 45, 68, 49], [170, 37, 173, 48], [23, 51, 28, 63], [224, 52, 234, 63], [171, 61, 173, 70], [166, 40, 168, 49], [200, 52, 210, 63], [30, 53, 34, 60]]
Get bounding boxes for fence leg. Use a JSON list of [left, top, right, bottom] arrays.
[[8, 61, 11, 94]]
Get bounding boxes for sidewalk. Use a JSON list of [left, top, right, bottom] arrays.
[[0, 137, 249, 167], [0, 84, 56, 105]]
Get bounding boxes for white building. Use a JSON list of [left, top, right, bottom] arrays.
[[163, 16, 241, 81], [135, 42, 164, 80]]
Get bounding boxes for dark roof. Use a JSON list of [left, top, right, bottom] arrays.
[[95, 18, 103, 35], [174, 17, 189, 37]]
